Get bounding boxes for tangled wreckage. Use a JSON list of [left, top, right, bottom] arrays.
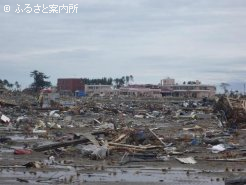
[[215, 96, 246, 129], [0, 91, 245, 185]]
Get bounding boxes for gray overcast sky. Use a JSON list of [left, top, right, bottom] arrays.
[[1, 0, 246, 90]]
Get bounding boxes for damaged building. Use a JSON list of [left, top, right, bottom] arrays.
[[160, 78, 216, 98], [57, 78, 85, 96], [84, 84, 113, 97], [117, 84, 162, 98]]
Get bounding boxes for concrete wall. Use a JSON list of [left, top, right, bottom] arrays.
[[57, 78, 85, 93], [85, 85, 113, 96], [118, 87, 162, 98]]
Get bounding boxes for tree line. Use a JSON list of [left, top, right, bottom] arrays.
[[82, 75, 134, 88], [29, 70, 134, 92], [0, 70, 50, 92], [2, 71, 134, 93], [82, 77, 113, 85], [1, 70, 240, 95], [113, 75, 134, 88], [0, 79, 21, 90]]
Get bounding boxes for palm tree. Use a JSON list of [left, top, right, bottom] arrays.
[[114, 78, 120, 88], [125, 76, 130, 86], [129, 75, 134, 83], [3, 79, 9, 87], [121, 76, 126, 86], [0, 79, 3, 88], [15, 81, 21, 91], [107, 78, 113, 85], [30, 70, 51, 92], [8, 83, 13, 90]]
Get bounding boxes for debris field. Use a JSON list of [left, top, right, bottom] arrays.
[[0, 92, 245, 185]]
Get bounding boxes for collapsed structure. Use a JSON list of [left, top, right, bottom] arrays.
[[215, 95, 246, 128], [56, 77, 216, 98]]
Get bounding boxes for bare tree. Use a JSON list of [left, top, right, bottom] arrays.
[[220, 83, 230, 94]]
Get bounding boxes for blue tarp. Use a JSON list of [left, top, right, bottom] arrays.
[[75, 90, 86, 97]]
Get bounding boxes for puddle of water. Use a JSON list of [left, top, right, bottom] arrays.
[[0, 168, 74, 184], [0, 167, 226, 185], [80, 168, 225, 185]]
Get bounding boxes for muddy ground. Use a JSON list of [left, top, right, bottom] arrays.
[[0, 97, 245, 184]]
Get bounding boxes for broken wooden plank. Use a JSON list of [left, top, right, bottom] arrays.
[[16, 178, 29, 183], [226, 97, 234, 109], [108, 142, 161, 150], [205, 158, 246, 162], [149, 128, 166, 147], [114, 134, 127, 143], [33, 137, 90, 152], [93, 119, 101, 124], [0, 99, 18, 107], [242, 100, 246, 111]]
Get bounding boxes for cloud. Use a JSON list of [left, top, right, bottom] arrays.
[[0, 0, 246, 90], [0, 46, 98, 60]]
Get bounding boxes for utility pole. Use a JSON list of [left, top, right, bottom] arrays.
[[244, 83, 245, 96]]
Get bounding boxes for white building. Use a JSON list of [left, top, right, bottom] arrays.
[[160, 78, 216, 98], [117, 85, 162, 98], [85, 85, 113, 96]]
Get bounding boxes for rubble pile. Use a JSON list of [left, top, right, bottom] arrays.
[[0, 92, 245, 184], [214, 96, 246, 128]]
